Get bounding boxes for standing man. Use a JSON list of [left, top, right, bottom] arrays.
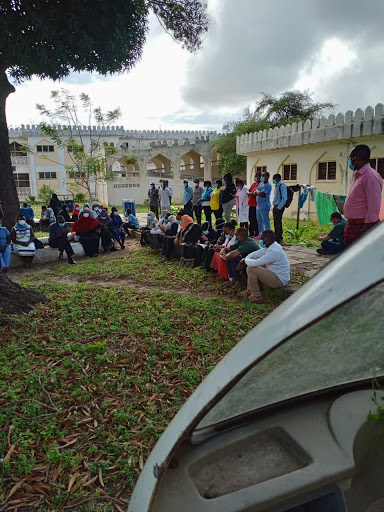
[[148, 181, 159, 219], [317, 212, 347, 255], [20, 202, 35, 230], [255, 171, 272, 239], [247, 171, 261, 237], [183, 179, 194, 217], [159, 181, 172, 213], [272, 174, 287, 243], [343, 145, 383, 247], [192, 178, 203, 224]]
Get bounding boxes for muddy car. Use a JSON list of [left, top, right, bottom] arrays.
[[128, 223, 384, 512]]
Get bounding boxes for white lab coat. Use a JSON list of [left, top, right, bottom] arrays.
[[236, 185, 249, 223]]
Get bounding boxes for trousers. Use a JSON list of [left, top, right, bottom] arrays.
[[344, 222, 363, 248], [256, 208, 271, 236], [248, 206, 259, 237], [321, 240, 344, 254], [150, 205, 159, 219], [193, 205, 202, 224], [227, 255, 243, 281], [212, 206, 223, 220], [0, 245, 11, 269], [273, 206, 285, 242], [222, 199, 236, 222], [247, 266, 283, 297], [183, 202, 193, 217], [203, 205, 212, 227], [49, 235, 75, 259]]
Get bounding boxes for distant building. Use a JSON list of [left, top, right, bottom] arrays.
[[237, 104, 384, 219], [9, 125, 221, 205]]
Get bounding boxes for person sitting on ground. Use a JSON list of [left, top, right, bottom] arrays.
[[148, 211, 171, 250], [49, 193, 62, 218], [216, 220, 237, 281], [11, 214, 36, 268], [39, 205, 56, 232], [161, 210, 186, 260], [0, 219, 11, 272], [201, 218, 225, 271], [72, 203, 81, 221], [110, 207, 126, 250], [221, 227, 260, 288], [20, 202, 35, 230], [72, 207, 100, 258], [210, 219, 236, 273], [97, 209, 115, 253], [199, 221, 216, 245], [141, 211, 158, 247], [90, 201, 100, 218], [240, 230, 290, 303], [49, 215, 76, 264], [58, 203, 72, 223], [124, 208, 140, 231], [316, 212, 347, 255], [176, 215, 203, 267]]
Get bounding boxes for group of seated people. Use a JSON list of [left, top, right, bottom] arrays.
[[141, 209, 290, 303]]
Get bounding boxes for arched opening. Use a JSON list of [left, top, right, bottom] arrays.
[[147, 154, 173, 178], [180, 150, 204, 181], [251, 159, 267, 180], [112, 159, 140, 179]]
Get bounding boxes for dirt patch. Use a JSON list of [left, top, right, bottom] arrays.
[[0, 273, 46, 316]]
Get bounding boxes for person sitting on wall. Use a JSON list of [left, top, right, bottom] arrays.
[[110, 207, 126, 249], [20, 202, 35, 230], [58, 203, 72, 223], [39, 206, 56, 232], [49, 215, 76, 264], [317, 212, 347, 255]]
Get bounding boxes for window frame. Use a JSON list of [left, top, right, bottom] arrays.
[[369, 158, 384, 179], [36, 145, 54, 153], [317, 161, 337, 181], [13, 172, 30, 188], [38, 172, 57, 180], [283, 164, 297, 182]]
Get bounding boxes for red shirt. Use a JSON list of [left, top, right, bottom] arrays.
[[248, 181, 260, 207]]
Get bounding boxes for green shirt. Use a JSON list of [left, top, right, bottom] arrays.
[[231, 237, 260, 257], [327, 218, 347, 247]]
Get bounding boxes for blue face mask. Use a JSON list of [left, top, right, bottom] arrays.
[[59, 223, 66, 228], [164, 218, 168, 224], [272, 179, 277, 185], [254, 176, 259, 182], [348, 159, 355, 171], [203, 230, 209, 235], [260, 176, 266, 182], [114, 211, 119, 216], [147, 215, 152, 219], [259, 240, 266, 248], [213, 184, 218, 189], [225, 234, 232, 239], [177, 220, 182, 225], [184, 183, 188, 188]]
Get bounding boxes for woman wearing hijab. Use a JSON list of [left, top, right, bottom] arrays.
[[141, 211, 158, 246], [235, 178, 249, 231], [201, 218, 225, 271], [49, 193, 62, 218], [72, 203, 81, 221], [221, 172, 237, 222], [148, 211, 171, 250], [58, 203, 72, 223], [175, 215, 202, 266], [72, 207, 100, 257], [11, 214, 36, 267], [97, 208, 114, 252], [79, 202, 91, 218], [110, 207, 126, 249], [216, 220, 237, 281]]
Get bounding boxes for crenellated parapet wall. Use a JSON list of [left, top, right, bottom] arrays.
[[237, 104, 384, 155]]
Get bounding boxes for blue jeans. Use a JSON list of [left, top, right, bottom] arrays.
[[112, 229, 126, 245], [256, 208, 270, 236], [0, 245, 11, 269], [321, 240, 344, 254]]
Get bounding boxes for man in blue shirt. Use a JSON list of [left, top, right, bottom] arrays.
[[272, 174, 288, 243], [182, 180, 194, 217], [124, 208, 140, 230], [255, 171, 272, 239], [20, 202, 35, 230]]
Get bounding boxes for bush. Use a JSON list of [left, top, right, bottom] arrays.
[[38, 185, 55, 205], [74, 193, 86, 203], [27, 195, 37, 205]]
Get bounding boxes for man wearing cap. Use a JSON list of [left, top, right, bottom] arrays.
[[148, 181, 159, 219], [192, 178, 203, 224], [183, 180, 194, 217]]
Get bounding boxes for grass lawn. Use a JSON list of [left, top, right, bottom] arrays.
[[1, 245, 293, 511]]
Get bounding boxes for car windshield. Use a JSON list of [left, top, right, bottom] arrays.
[[197, 281, 384, 430]]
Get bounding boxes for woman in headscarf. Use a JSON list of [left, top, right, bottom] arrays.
[[72, 207, 100, 257], [58, 203, 71, 222], [210, 219, 237, 273], [148, 211, 171, 250], [97, 208, 114, 252], [216, 220, 237, 281], [91, 201, 100, 218], [72, 203, 81, 221], [221, 172, 237, 222], [79, 202, 91, 218], [49, 193, 62, 218], [110, 207, 126, 249], [175, 215, 202, 266], [141, 211, 158, 247], [11, 214, 36, 268], [201, 218, 225, 271]]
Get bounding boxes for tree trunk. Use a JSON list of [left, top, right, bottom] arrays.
[[0, 70, 18, 230], [0, 272, 46, 316]]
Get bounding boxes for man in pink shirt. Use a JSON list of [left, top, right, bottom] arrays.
[[343, 144, 383, 247]]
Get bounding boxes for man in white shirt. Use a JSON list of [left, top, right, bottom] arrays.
[[158, 182, 172, 212], [240, 230, 290, 303]]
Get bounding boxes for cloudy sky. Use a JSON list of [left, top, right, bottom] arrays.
[[6, 0, 384, 133]]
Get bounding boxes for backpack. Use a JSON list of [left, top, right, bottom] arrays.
[[280, 183, 294, 209]]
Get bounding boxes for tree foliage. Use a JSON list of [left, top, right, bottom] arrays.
[[214, 91, 336, 177]]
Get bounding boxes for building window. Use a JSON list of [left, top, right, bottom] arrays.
[[255, 166, 267, 174], [9, 142, 27, 157], [109, 142, 115, 147], [317, 161, 336, 180], [39, 172, 57, 180], [13, 173, 30, 187], [37, 145, 54, 153], [283, 164, 297, 181], [370, 158, 384, 179]]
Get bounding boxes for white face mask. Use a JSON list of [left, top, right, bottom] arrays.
[[19, 219, 26, 225], [83, 213, 90, 218]]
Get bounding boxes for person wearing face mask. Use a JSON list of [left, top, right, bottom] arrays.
[[221, 173, 237, 222], [255, 171, 272, 239], [39, 205, 56, 232], [221, 227, 259, 288], [247, 172, 261, 237], [201, 218, 226, 271], [272, 173, 288, 244], [97, 208, 115, 252], [0, 218, 11, 272], [159, 181, 172, 213], [235, 178, 249, 231], [148, 181, 160, 219], [161, 210, 185, 260], [216, 220, 237, 281], [316, 212, 347, 255], [11, 214, 36, 268], [48, 215, 76, 264], [110, 207, 126, 249], [90, 201, 100, 219], [79, 202, 91, 218], [182, 180, 194, 217], [124, 208, 140, 231], [192, 179, 203, 225], [210, 179, 223, 220], [239, 230, 290, 304], [148, 211, 170, 249], [141, 211, 158, 246], [343, 144, 383, 247], [72, 207, 100, 258], [201, 180, 213, 226], [58, 203, 72, 223], [72, 203, 81, 221]]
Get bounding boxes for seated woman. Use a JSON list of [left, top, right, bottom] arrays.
[[201, 218, 226, 271], [217, 220, 237, 281], [97, 208, 114, 252], [148, 212, 171, 250], [210, 219, 237, 274], [175, 215, 202, 266], [72, 203, 81, 221], [49, 215, 76, 264], [110, 207, 126, 249], [72, 207, 100, 258], [0, 220, 12, 272], [161, 210, 185, 260], [141, 211, 158, 247], [11, 214, 36, 268], [58, 204, 72, 223]]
